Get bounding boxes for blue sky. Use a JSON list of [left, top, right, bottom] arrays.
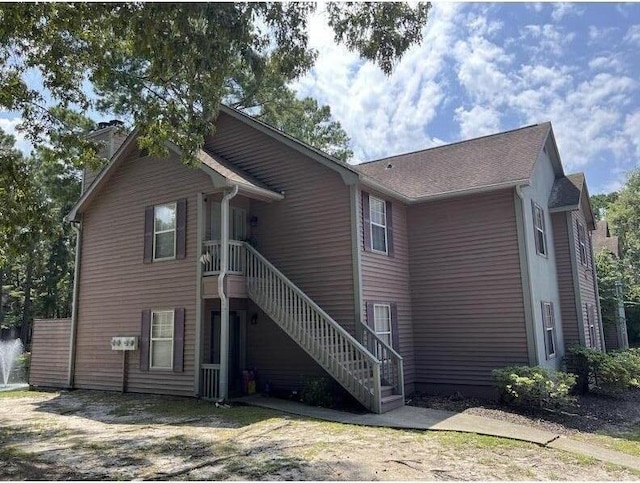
[[1, 3, 638, 194], [294, 2, 640, 194]]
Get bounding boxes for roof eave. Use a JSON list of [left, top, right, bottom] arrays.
[[549, 204, 580, 213], [358, 176, 531, 204], [409, 179, 531, 204]]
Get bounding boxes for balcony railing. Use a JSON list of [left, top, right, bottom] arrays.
[[201, 240, 244, 276]]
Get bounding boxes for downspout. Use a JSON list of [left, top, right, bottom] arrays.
[[218, 184, 239, 401], [515, 185, 539, 365], [68, 217, 82, 388]]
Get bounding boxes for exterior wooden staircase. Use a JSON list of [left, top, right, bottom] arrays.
[[243, 243, 404, 413]]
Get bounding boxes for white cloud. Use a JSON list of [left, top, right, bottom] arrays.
[[588, 55, 624, 73], [455, 105, 501, 140], [294, 3, 465, 161], [0, 116, 32, 154], [624, 110, 640, 159], [624, 25, 640, 46], [551, 3, 582, 22], [521, 24, 575, 57]]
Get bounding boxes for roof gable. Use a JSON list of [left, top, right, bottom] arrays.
[[548, 172, 596, 229]]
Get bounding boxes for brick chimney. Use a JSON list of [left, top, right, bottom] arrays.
[[82, 120, 128, 194]]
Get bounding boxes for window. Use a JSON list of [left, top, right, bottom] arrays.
[[370, 196, 388, 253], [577, 222, 587, 265], [150, 310, 174, 369], [533, 203, 547, 256], [154, 203, 176, 260], [373, 304, 392, 346], [542, 302, 557, 359]]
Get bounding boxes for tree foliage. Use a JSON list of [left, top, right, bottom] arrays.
[[0, 2, 430, 168], [593, 169, 640, 345], [591, 192, 619, 221]]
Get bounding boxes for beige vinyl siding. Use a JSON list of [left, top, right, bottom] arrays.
[[407, 189, 529, 387], [359, 188, 415, 387], [551, 212, 580, 348], [572, 195, 602, 350], [29, 318, 72, 388], [244, 300, 328, 390], [204, 112, 356, 335], [75, 150, 214, 396]]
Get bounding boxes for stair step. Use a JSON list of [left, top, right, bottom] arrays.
[[381, 385, 393, 398], [380, 394, 404, 413]]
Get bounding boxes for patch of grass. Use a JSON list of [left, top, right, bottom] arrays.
[[0, 389, 53, 399], [574, 432, 640, 458], [143, 399, 282, 426], [604, 462, 640, 478], [429, 431, 532, 450], [222, 454, 305, 479], [554, 448, 599, 466]]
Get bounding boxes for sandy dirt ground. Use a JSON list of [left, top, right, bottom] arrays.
[[1, 390, 639, 480]]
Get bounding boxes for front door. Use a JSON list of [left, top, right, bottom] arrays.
[[211, 202, 247, 241], [210, 310, 246, 396]]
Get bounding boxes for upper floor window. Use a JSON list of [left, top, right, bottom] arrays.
[[542, 301, 557, 359], [373, 304, 392, 346], [150, 310, 174, 369], [154, 203, 177, 260], [370, 196, 388, 253], [577, 222, 588, 265], [533, 202, 547, 256]]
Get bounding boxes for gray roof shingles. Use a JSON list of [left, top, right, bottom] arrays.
[[548, 172, 585, 210], [353, 122, 552, 199]]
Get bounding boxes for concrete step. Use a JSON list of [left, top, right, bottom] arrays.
[[380, 394, 404, 413]]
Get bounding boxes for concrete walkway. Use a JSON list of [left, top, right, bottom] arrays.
[[237, 394, 640, 472]]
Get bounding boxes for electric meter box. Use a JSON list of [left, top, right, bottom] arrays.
[[110, 336, 138, 351]]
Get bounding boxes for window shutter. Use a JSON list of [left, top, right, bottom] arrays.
[[385, 200, 394, 257], [362, 191, 372, 251], [365, 301, 374, 327], [550, 302, 557, 354], [540, 302, 549, 356], [531, 201, 539, 254], [390, 303, 399, 350], [140, 310, 151, 371], [143, 206, 154, 263], [176, 198, 187, 259], [173, 307, 185, 372]]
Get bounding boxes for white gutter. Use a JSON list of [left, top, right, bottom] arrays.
[[217, 184, 239, 401], [67, 219, 82, 388], [358, 175, 531, 205]]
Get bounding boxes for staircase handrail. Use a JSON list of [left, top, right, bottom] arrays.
[[243, 242, 381, 367]]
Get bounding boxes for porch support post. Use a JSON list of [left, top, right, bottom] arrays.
[[218, 185, 239, 401], [194, 192, 204, 396]]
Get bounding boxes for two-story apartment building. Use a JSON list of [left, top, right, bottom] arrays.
[[29, 106, 604, 413]]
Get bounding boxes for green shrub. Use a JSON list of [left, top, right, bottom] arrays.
[[565, 346, 640, 396], [301, 376, 333, 408], [492, 365, 576, 408]]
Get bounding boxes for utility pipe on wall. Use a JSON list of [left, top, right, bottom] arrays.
[[68, 219, 83, 388], [218, 184, 239, 401]]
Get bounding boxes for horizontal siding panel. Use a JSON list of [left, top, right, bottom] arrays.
[[360, 188, 416, 386], [29, 318, 72, 388], [408, 189, 529, 388], [76, 151, 213, 396]]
